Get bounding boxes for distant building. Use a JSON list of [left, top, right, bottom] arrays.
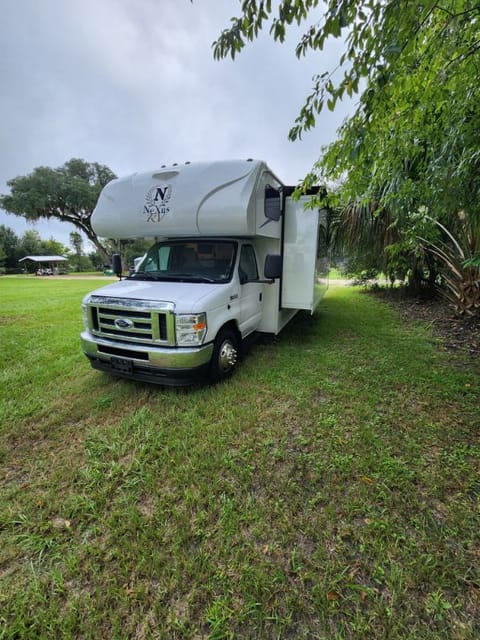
[[19, 255, 69, 275]]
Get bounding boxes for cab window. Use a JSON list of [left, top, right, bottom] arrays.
[[239, 245, 258, 283]]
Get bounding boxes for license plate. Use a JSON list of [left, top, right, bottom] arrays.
[[111, 356, 133, 374]]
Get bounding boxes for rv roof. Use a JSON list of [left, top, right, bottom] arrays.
[[92, 159, 282, 239]]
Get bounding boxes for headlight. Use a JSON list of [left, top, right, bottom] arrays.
[[175, 313, 207, 346], [81, 296, 91, 329]]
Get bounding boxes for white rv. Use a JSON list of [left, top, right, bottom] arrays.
[[81, 159, 328, 385]]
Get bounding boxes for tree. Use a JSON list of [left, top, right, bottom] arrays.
[[0, 159, 116, 265], [123, 238, 152, 270], [41, 237, 68, 256], [0, 246, 6, 272], [68, 230, 94, 272], [318, 4, 480, 307], [214, 1, 480, 312], [70, 231, 83, 256], [214, 1, 479, 140], [20, 229, 43, 256], [0, 225, 21, 271]]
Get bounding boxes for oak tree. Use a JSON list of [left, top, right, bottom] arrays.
[[0, 159, 116, 264]]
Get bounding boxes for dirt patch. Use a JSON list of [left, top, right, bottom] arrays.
[[370, 289, 480, 357]]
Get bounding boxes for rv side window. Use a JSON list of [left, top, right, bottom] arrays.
[[239, 245, 259, 283]]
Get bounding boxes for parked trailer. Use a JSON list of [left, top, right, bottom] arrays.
[[81, 159, 328, 385]]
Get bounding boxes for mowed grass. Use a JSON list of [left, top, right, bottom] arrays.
[[0, 277, 479, 639]]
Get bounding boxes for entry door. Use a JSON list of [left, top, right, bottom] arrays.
[[238, 244, 263, 336]]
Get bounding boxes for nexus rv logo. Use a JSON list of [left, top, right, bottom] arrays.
[[144, 185, 172, 222]]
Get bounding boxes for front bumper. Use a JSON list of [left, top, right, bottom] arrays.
[[81, 331, 214, 386]]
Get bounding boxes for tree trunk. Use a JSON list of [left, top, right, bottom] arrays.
[[85, 230, 111, 266]]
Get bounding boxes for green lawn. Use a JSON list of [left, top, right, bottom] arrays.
[[0, 278, 478, 639]]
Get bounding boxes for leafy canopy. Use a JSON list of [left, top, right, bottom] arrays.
[[214, 1, 479, 141], [0, 159, 116, 262], [316, 0, 480, 308], [214, 1, 480, 311]]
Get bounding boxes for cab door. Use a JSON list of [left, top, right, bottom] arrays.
[[238, 244, 263, 336]]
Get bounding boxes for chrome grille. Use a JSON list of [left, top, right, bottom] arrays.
[[87, 296, 175, 345]]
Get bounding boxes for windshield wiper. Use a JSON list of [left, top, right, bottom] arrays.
[[128, 272, 217, 283], [173, 273, 217, 283], [127, 273, 160, 281]]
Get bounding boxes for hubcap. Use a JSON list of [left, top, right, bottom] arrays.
[[218, 340, 238, 372]]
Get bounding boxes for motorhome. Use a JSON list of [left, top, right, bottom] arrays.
[[81, 159, 328, 385]]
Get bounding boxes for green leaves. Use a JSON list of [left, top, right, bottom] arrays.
[[213, 1, 480, 306], [0, 159, 116, 262], [418, 216, 480, 315], [214, 1, 480, 138], [315, 3, 480, 297]]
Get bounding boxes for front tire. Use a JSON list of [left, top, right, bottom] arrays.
[[209, 328, 240, 382]]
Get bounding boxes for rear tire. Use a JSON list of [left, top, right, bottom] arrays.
[[209, 329, 240, 382]]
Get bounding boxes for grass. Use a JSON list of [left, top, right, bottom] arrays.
[[0, 277, 479, 639], [15, 271, 114, 279], [328, 268, 345, 280]]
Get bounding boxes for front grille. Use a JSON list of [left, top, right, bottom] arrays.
[[87, 297, 174, 345]]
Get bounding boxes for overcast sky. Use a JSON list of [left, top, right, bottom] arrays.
[[0, 0, 354, 249]]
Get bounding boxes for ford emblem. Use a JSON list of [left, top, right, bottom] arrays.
[[114, 318, 134, 329]]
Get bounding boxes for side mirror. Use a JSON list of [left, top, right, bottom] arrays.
[[112, 253, 123, 279], [264, 254, 282, 280]]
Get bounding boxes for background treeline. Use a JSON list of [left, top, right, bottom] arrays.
[[0, 225, 150, 275]]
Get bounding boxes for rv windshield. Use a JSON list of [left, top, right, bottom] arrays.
[[131, 240, 237, 283]]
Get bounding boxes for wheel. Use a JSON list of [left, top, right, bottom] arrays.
[[209, 328, 240, 382]]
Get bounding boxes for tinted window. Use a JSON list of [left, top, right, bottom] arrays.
[[239, 245, 259, 282]]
